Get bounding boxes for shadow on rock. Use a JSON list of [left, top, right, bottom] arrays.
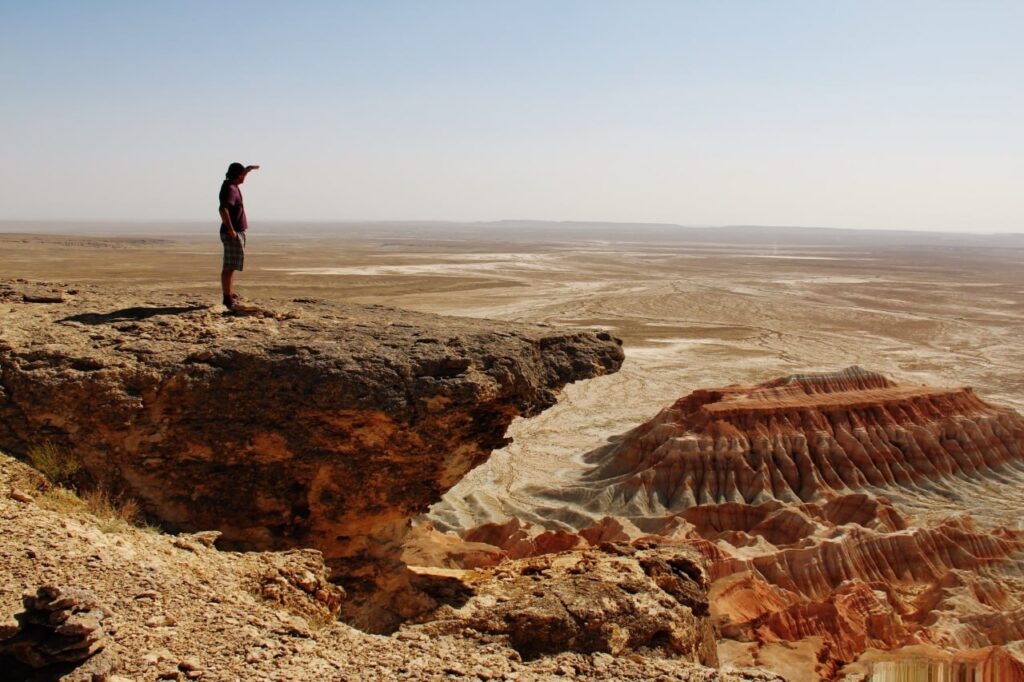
[[59, 306, 209, 325]]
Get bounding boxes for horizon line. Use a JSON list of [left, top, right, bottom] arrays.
[[0, 218, 1020, 238]]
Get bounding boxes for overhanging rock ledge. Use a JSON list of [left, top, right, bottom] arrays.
[[0, 280, 623, 628]]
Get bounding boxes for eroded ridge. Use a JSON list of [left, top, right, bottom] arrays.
[[428, 369, 1024, 677], [573, 367, 1024, 511]]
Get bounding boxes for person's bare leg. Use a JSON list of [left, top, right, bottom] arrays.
[[221, 268, 234, 304]]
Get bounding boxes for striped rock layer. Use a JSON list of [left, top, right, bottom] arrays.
[[577, 367, 1024, 512], [443, 368, 1024, 678]]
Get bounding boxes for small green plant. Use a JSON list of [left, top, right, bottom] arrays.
[[26, 441, 80, 486]]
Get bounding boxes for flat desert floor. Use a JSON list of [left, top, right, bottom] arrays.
[[3, 224, 1022, 531]]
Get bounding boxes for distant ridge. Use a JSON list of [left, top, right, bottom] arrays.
[[1, 219, 1022, 248]]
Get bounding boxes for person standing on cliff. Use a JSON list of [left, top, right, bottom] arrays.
[[219, 162, 259, 310]]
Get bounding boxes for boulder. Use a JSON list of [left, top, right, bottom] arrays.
[[405, 543, 718, 665]]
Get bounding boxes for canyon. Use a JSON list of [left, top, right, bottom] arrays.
[[1, 225, 1022, 680], [427, 367, 1024, 679]]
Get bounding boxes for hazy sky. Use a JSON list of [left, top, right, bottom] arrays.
[[2, 1, 1021, 232]]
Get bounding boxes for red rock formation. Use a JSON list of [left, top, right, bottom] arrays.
[[708, 516, 1022, 596], [576, 367, 1024, 510], [443, 511, 1024, 677], [461, 517, 587, 559], [594, 370, 1024, 676], [433, 369, 1024, 678], [402, 522, 508, 569]]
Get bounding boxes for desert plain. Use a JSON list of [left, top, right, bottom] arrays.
[[4, 222, 1022, 519], [2, 221, 1023, 680]]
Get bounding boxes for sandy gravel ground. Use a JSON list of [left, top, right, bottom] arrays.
[[2, 452, 783, 681]]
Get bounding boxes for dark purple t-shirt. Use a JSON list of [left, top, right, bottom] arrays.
[[219, 181, 248, 233]]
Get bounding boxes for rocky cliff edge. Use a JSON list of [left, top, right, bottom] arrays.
[[0, 280, 623, 630]]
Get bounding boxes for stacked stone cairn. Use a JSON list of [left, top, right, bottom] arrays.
[[0, 585, 111, 679]]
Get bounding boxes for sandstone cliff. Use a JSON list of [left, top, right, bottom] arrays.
[[0, 280, 623, 629]]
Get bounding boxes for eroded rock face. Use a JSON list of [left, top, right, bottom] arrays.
[[558, 368, 1024, 674], [446, 496, 1024, 677], [244, 549, 346, 626], [0, 281, 623, 629], [572, 366, 1024, 510], [426, 368, 1024, 677], [405, 544, 718, 665]]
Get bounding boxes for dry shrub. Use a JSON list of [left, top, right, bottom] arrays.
[[304, 610, 338, 632], [37, 487, 87, 514], [26, 442, 80, 486], [27, 446, 159, 534], [80, 487, 143, 533], [38, 487, 143, 533]]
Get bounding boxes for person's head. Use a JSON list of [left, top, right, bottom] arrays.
[[226, 162, 248, 184]]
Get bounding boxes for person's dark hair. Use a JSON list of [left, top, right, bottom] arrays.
[[226, 162, 246, 180]]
